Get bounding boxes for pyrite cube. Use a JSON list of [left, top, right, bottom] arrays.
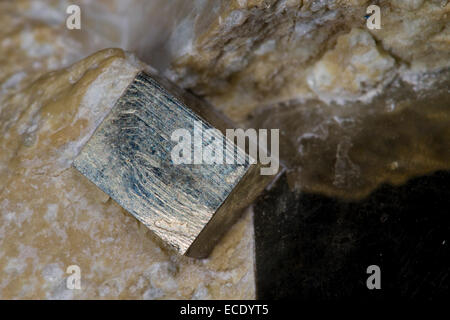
[[73, 72, 267, 258]]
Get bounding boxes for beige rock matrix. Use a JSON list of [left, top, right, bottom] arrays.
[[0, 0, 449, 299]]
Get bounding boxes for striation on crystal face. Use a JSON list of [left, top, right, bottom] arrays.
[[73, 71, 265, 258]]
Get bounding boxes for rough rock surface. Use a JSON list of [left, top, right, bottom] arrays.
[[0, 1, 254, 299], [1, 0, 449, 299], [76, 0, 450, 198]]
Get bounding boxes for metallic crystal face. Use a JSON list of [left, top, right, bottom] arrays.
[[73, 72, 251, 257]]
